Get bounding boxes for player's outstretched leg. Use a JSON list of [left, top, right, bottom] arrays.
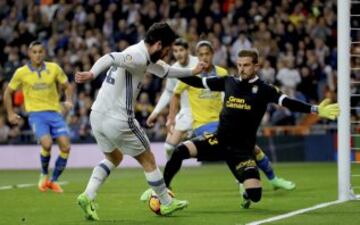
[[77, 193, 99, 221], [160, 198, 189, 216], [137, 150, 189, 215], [77, 156, 118, 220], [254, 146, 296, 190], [163, 144, 191, 188], [270, 177, 296, 190]]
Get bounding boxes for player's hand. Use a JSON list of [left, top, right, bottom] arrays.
[[75, 71, 94, 83], [192, 61, 208, 75], [156, 60, 168, 66], [146, 112, 158, 128], [62, 101, 73, 112], [317, 98, 340, 120], [166, 117, 175, 135], [8, 112, 21, 125]]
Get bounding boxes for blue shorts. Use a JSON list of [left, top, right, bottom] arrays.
[[194, 121, 219, 137], [28, 111, 69, 140]]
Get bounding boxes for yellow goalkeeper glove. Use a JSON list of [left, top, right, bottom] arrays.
[[316, 98, 340, 120]]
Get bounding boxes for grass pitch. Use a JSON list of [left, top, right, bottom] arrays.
[[0, 163, 359, 225]]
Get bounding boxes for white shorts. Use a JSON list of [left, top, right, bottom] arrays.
[[90, 111, 150, 157], [174, 110, 193, 132]]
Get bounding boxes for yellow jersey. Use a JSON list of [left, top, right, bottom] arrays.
[[8, 62, 68, 112], [174, 66, 228, 129]]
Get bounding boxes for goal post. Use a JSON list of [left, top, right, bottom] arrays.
[[337, 0, 352, 201]]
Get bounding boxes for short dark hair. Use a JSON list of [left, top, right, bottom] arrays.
[[29, 40, 44, 49], [237, 49, 259, 63], [195, 40, 214, 53], [144, 22, 178, 47], [173, 38, 189, 49]]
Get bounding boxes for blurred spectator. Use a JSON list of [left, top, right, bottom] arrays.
[[276, 59, 301, 98], [0, 114, 10, 143], [230, 32, 251, 64], [259, 59, 276, 84]]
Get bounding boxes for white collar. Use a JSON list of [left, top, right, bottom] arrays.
[[237, 75, 259, 83]]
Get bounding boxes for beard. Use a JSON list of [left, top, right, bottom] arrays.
[[150, 50, 162, 63]]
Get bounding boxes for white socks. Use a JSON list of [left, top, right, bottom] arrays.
[[85, 159, 115, 200], [144, 167, 172, 205], [164, 143, 176, 160]]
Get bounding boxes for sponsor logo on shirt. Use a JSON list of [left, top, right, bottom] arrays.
[[226, 96, 251, 110]]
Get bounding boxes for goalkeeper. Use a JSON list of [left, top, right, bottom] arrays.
[[158, 49, 340, 209]]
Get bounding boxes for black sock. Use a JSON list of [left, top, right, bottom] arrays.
[[163, 144, 190, 187]]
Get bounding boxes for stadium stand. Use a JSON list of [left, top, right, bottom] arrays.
[[0, 0, 339, 144]]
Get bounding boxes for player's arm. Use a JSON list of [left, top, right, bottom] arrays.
[[268, 85, 340, 120], [4, 70, 22, 125], [167, 93, 181, 134], [75, 51, 143, 83], [56, 65, 74, 111], [147, 80, 175, 127], [166, 81, 186, 133], [60, 82, 74, 112], [178, 76, 226, 91], [146, 61, 206, 78]]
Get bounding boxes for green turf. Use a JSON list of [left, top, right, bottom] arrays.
[[0, 163, 359, 225]]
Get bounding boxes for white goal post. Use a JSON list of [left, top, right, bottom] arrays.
[[337, 0, 352, 201]]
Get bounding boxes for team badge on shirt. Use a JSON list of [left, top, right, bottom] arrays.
[[125, 54, 133, 62], [252, 86, 258, 94]]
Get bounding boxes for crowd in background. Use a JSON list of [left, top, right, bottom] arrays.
[[0, 0, 357, 144]]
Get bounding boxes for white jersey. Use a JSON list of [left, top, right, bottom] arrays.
[[91, 41, 193, 120], [153, 55, 198, 114]]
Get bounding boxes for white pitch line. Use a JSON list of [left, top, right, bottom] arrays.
[[246, 199, 347, 225], [0, 181, 68, 191]]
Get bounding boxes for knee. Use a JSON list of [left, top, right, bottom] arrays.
[[245, 187, 262, 202], [58, 140, 71, 153], [41, 141, 52, 151], [170, 144, 190, 161]]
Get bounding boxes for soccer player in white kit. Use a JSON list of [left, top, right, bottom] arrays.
[[75, 23, 205, 220], [146, 38, 198, 160]]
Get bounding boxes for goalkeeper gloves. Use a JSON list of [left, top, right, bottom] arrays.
[[314, 98, 340, 120]]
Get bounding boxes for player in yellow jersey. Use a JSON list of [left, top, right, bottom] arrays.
[[164, 41, 295, 191], [4, 41, 73, 193]]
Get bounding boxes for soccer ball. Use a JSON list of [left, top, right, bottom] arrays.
[[148, 190, 175, 215]]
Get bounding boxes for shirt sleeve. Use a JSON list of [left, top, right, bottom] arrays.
[[90, 51, 145, 77], [174, 80, 188, 95], [203, 76, 226, 91], [146, 63, 193, 78], [264, 84, 286, 105], [8, 69, 22, 90], [55, 64, 68, 84]]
